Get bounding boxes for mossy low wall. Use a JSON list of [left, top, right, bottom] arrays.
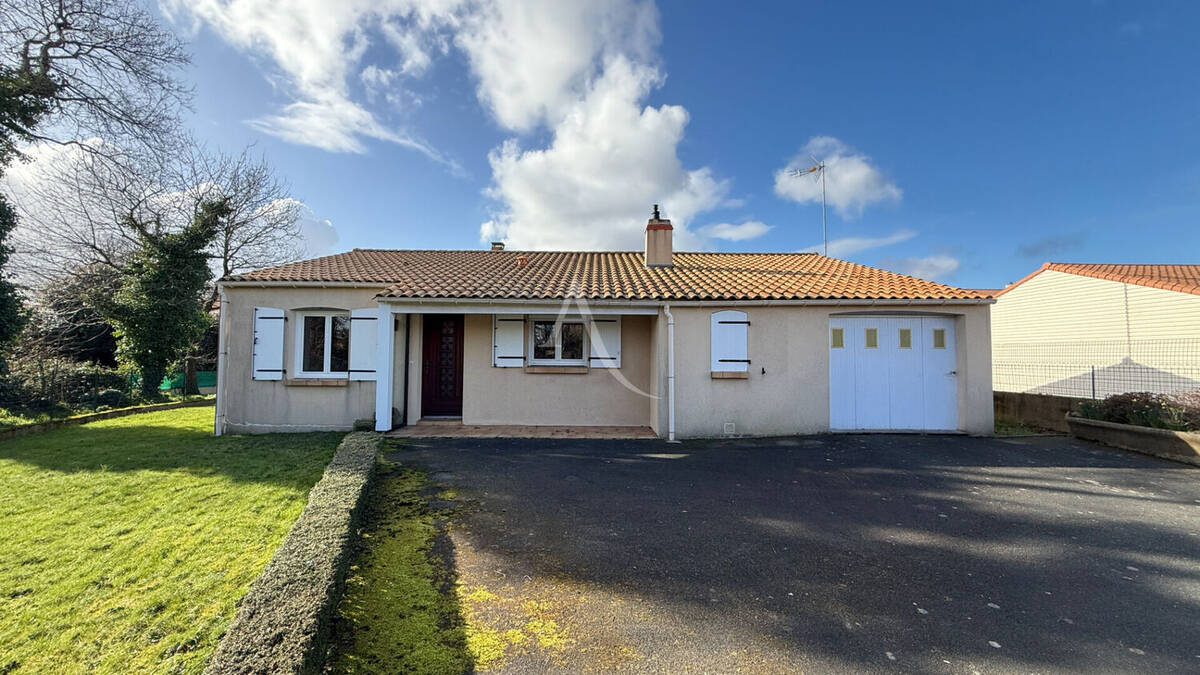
[[994, 391, 1084, 432], [204, 432, 380, 674], [1067, 415, 1200, 467], [0, 398, 215, 440]]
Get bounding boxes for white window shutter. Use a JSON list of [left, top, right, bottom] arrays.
[[348, 308, 378, 381], [589, 318, 621, 368], [252, 307, 285, 380], [493, 316, 525, 367], [711, 310, 749, 372]]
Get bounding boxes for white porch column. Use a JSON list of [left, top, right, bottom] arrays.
[[374, 304, 395, 431]]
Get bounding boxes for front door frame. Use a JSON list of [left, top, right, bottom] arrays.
[[420, 314, 464, 417]]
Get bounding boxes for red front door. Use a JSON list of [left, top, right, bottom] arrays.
[[421, 315, 464, 417]]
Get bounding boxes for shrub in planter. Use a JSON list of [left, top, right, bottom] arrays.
[[1168, 390, 1200, 430], [96, 389, 127, 408], [1076, 392, 1195, 432]]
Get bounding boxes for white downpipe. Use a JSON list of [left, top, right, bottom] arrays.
[[213, 286, 229, 436], [664, 304, 676, 442]]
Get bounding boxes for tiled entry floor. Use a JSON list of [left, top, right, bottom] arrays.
[[385, 420, 658, 439]]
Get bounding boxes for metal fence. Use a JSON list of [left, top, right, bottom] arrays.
[[993, 338, 1200, 399]]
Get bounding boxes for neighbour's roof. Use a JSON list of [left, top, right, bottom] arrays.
[[223, 249, 989, 302], [998, 262, 1200, 297]]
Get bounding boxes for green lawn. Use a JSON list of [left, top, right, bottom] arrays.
[[0, 407, 340, 674]]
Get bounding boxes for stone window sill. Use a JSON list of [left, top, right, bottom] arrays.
[[285, 377, 348, 387], [524, 365, 589, 375], [711, 371, 748, 380]]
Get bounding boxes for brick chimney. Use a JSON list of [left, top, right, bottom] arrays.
[[644, 204, 673, 267]]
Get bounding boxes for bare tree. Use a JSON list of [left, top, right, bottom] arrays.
[[10, 141, 304, 294], [180, 146, 304, 310], [0, 0, 190, 155]]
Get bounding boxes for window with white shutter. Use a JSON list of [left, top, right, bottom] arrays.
[[589, 318, 621, 368], [348, 308, 378, 381], [252, 307, 285, 380], [492, 315, 525, 367], [711, 310, 749, 372]]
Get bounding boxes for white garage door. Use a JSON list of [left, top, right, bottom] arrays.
[[829, 316, 958, 431]]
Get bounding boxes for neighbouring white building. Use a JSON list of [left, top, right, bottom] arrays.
[[991, 263, 1200, 398]]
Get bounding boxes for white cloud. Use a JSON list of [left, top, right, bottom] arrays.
[[883, 254, 960, 281], [482, 56, 724, 249], [380, 20, 436, 77], [162, 0, 459, 159], [454, 0, 659, 131], [246, 95, 441, 157], [293, 203, 340, 257], [799, 228, 915, 257], [166, 0, 726, 249], [700, 221, 772, 242], [774, 136, 901, 218]]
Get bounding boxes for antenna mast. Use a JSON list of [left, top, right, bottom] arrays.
[[790, 157, 827, 255]]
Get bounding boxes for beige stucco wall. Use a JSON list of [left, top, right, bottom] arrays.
[[219, 288, 991, 437], [666, 304, 994, 438], [461, 314, 654, 427], [219, 285, 385, 433]]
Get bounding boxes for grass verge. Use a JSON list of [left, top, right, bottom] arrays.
[[326, 456, 472, 674], [995, 417, 1054, 436], [0, 395, 215, 429], [0, 407, 340, 674]]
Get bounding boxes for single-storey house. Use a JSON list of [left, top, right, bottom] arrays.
[[992, 263, 1200, 397], [213, 211, 994, 438]]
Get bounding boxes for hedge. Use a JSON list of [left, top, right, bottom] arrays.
[[204, 432, 381, 674]]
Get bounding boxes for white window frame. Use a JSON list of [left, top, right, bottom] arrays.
[[294, 311, 351, 378], [527, 315, 588, 366]]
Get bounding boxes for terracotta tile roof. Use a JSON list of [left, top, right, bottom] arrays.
[[224, 249, 989, 301], [998, 262, 1200, 297]]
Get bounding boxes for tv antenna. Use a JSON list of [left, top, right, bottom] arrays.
[[790, 156, 827, 255]]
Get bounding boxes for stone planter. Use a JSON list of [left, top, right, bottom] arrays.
[[1066, 414, 1200, 467]]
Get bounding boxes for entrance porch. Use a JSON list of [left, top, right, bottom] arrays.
[[373, 300, 664, 435]]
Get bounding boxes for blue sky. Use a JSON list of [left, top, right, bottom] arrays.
[[160, 1, 1197, 289]]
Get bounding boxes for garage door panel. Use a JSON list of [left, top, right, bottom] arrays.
[[921, 318, 958, 430], [887, 318, 925, 430], [829, 322, 855, 429], [852, 319, 890, 429]]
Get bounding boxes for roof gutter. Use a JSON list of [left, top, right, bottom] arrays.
[[217, 281, 993, 305], [217, 280, 388, 289], [373, 296, 994, 306]]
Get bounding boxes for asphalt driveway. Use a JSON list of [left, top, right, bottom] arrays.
[[392, 434, 1200, 673]]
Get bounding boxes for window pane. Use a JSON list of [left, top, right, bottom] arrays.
[[830, 327, 844, 349], [898, 328, 912, 349], [533, 321, 556, 360], [561, 323, 584, 360], [865, 327, 878, 349], [330, 315, 350, 372], [933, 328, 946, 349], [303, 316, 325, 372]]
